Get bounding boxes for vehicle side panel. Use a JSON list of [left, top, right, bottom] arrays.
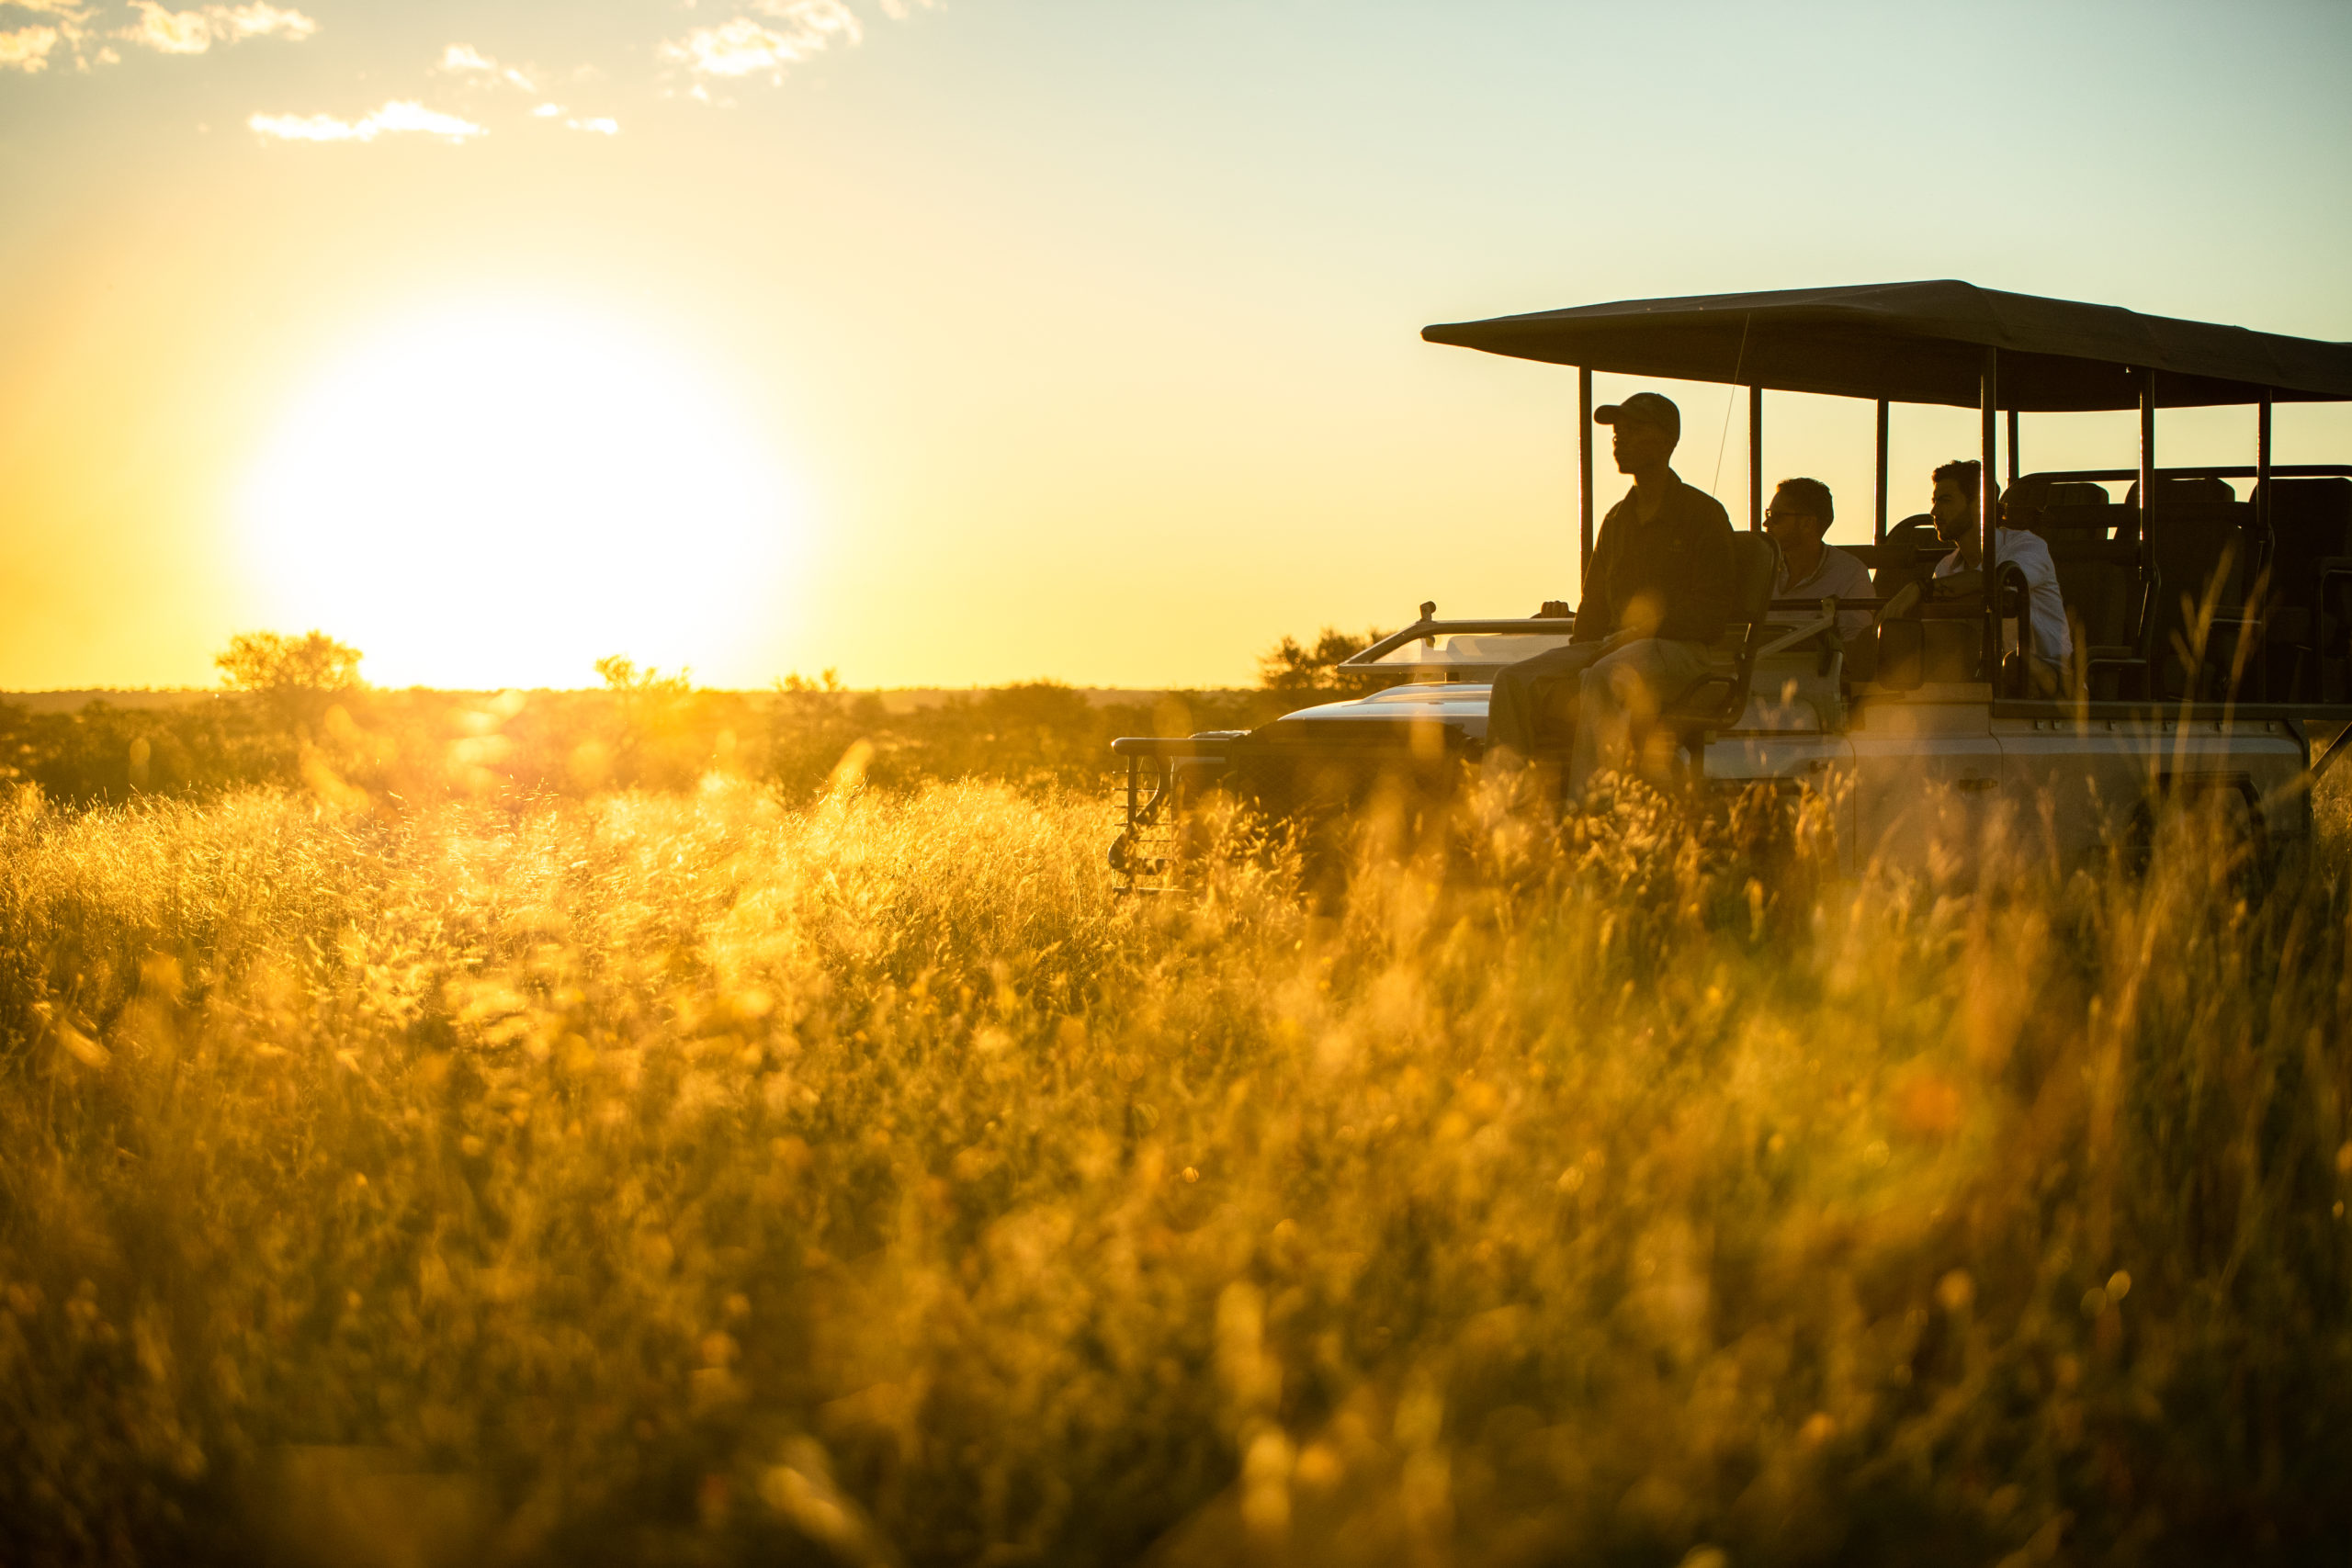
[[1995, 714, 2307, 866], [1699, 732, 1857, 870]]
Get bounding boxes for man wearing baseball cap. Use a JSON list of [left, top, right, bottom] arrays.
[[1487, 389, 1736, 800]]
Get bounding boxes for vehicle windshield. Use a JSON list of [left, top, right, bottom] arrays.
[[1360, 628, 1576, 676]]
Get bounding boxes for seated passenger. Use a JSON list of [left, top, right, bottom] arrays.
[[1923, 458, 2074, 693], [1486, 390, 1736, 800], [1763, 477, 1874, 641]]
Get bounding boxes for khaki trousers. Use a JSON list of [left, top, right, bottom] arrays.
[[1486, 637, 1713, 799]]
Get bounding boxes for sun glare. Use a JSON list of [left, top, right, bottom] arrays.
[[240, 302, 797, 689]]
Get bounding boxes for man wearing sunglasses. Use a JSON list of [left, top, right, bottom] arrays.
[[1486, 390, 1736, 801], [1763, 477, 1874, 641]]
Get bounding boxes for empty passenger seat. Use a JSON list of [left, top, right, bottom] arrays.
[[2036, 482, 2121, 543], [2007, 475, 2113, 540], [2257, 477, 2352, 702], [2007, 477, 2140, 695], [2129, 478, 2257, 700], [2044, 536, 2147, 698]]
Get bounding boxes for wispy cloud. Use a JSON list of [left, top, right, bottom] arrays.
[[2, 0, 91, 73], [436, 41, 535, 93], [248, 99, 484, 144], [9, 0, 923, 104], [119, 1, 315, 55], [659, 0, 926, 88], [0, 23, 62, 71], [526, 101, 620, 135], [5, 0, 312, 72]]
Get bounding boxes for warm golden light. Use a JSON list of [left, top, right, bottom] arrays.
[[239, 300, 797, 688]]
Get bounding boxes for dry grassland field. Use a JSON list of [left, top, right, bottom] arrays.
[[5, 755, 2352, 1566]]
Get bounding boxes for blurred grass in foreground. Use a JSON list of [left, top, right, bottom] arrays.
[[3, 767, 2350, 1565]]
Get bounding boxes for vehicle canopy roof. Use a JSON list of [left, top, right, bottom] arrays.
[[1422, 280, 2352, 411]]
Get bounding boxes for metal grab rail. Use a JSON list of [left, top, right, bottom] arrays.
[[1996, 561, 2036, 696], [1339, 615, 1577, 669], [1752, 598, 1843, 660]]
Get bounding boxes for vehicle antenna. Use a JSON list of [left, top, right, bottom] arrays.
[[1710, 311, 1755, 498]]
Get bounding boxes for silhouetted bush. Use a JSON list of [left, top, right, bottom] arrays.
[[0, 682, 1272, 808], [0, 698, 293, 804], [1258, 625, 1395, 694], [0, 623, 1387, 809]]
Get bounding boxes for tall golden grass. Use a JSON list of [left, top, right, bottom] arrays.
[[2, 768, 2348, 1564]]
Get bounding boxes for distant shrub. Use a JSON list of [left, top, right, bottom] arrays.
[[4, 615, 1429, 811], [1258, 626, 1395, 694], [214, 629, 364, 734]]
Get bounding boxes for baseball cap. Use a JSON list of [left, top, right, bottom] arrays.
[[1595, 391, 1680, 441]]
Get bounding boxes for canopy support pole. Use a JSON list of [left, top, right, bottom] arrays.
[[2256, 393, 2274, 570], [2007, 408, 2020, 486], [1874, 398, 1890, 542], [2139, 369, 2157, 677], [1578, 367, 1595, 577], [1982, 348, 2000, 687], [2257, 393, 2274, 700], [1748, 385, 1763, 531]]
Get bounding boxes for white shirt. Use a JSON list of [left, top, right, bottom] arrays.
[[1775, 542, 1876, 641], [1935, 526, 2074, 668]]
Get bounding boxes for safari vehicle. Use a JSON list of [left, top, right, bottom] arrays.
[[1112, 281, 2352, 886]]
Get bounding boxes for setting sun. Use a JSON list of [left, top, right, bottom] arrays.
[[238, 300, 797, 689]]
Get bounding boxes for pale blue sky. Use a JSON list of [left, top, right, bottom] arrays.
[[4, 0, 2348, 686]]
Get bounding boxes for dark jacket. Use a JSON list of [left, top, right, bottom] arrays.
[[1571, 475, 1736, 645]]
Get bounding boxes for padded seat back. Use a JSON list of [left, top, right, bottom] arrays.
[[2043, 538, 2149, 696], [2147, 505, 2253, 610], [2256, 477, 2352, 700], [2007, 475, 2113, 538], [1869, 514, 1946, 599], [2262, 477, 2352, 584], [2140, 499, 2257, 699], [2128, 477, 2238, 507], [2038, 501, 2126, 543], [2045, 539, 2144, 650]]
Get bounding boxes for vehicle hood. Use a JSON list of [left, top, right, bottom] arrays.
[[1256, 683, 1491, 743]]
